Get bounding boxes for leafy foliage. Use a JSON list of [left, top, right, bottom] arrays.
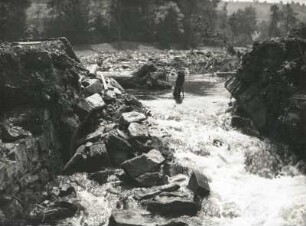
[[228, 7, 257, 45], [281, 3, 298, 35], [269, 4, 282, 37], [0, 0, 30, 41], [0, 0, 303, 47], [45, 0, 89, 43]]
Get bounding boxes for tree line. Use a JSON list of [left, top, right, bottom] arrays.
[[43, 0, 221, 48], [0, 0, 305, 47], [218, 3, 304, 46]]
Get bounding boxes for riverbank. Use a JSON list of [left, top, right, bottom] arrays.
[[1, 40, 305, 226]]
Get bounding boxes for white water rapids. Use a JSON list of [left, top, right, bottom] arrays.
[[62, 75, 306, 226], [139, 76, 306, 226]]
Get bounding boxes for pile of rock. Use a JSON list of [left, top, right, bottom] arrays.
[[0, 38, 212, 225], [0, 38, 87, 222], [109, 169, 211, 226], [117, 62, 172, 90], [226, 38, 306, 158], [62, 71, 212, 225], [0, 38, 148, 223]]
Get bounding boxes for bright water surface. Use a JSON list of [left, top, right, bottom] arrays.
[[62, 75, 306, 226]]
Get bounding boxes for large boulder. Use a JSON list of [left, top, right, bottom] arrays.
[[225, 38, 306, 158], [141, 191, 199, 217], [121, 149, 167, 187], [121, 149, 165, 178], [109, 209, 155, 226], [128, 123, 149, 138], [109, 209, 189, 226], [85, 93, 105, 110], [106, 133, 135, 165], [82, 78, 104, 95], [187, 171, 210, 198], [63, 142, 110, 174], [120, 111, 146, 125]]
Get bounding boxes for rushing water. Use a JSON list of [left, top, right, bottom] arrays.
[[62, 75, 306, 226]]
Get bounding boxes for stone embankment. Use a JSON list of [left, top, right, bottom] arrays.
[[226, 38, 306, 159], [0, 39, 211, 225]]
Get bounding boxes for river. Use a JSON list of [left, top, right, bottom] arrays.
[[62, 74, 306, 226]]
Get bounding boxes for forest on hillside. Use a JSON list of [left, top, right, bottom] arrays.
[[0, 0, 306, 47]]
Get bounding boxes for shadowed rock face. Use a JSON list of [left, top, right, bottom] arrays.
[[187, 171, 210, 198], [0, 38, 87, 220], [226, 38, 306, 158]]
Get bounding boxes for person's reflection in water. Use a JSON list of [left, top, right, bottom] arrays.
[[174, 96, 184, 104]]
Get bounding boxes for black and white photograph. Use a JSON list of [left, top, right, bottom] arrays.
[[1, 0, 306, 225]]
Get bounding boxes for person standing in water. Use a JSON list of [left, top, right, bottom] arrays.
[[173, 69, 186, 98]]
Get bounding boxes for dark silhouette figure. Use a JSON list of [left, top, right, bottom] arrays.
[[173, 70, 185, 98]]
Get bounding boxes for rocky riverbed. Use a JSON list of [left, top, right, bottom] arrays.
[[1, 38, 306, 226], [0, 39, 214, 225]]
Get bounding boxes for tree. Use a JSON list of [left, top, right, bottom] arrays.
[[243, 7, 257, 39], [178, 0, 220, 49], [0, 0, 30, 41], [110, 0, 123, 45], [269, 4, 282, 37], [258, 20, 270, 40], [289, 22, 306, 39], [156, 4, 183, 48], [144, 1, 184, 47], [228, 7, 257, 45], [218, 3, 229, 32], [46, 0, 89, 44], [281, 3, 298, 35]]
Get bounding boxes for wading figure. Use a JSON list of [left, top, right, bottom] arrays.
[[173, 69, 185, 99]]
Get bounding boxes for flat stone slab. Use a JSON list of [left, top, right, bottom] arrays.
[[85, 93, 105, 110], [128, 122, 149, 138], [121, 149, 165, 178], [134, 183, 180, 200], [141, 191, 199, 217], [121, 111, 146, 125], [78, 126, 105, 145], [135, 171, 168, 187], [109, 209, 155, 226]]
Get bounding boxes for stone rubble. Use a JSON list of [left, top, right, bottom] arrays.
[[0, 39, 212, 225]]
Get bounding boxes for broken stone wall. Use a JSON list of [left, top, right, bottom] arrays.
[[226, 38, 306, 158], [0, 38, 88, 219]]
